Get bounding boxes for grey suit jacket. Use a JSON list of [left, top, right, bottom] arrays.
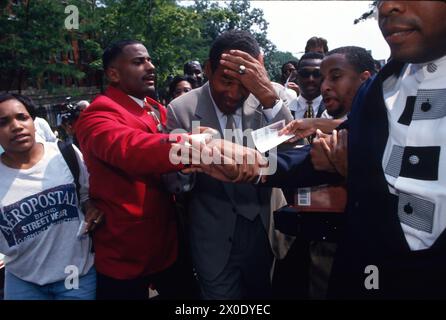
[[167, 82, 293, 280]]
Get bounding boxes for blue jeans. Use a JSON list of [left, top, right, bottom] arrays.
[[4, 266, 96, 300]]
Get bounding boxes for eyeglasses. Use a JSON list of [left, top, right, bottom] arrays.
[[297, 69, 322, 79]]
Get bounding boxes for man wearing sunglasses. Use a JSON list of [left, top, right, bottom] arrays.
[[289, 52, 325, 122]]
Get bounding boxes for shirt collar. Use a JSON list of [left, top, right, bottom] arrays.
[[409, 54, 446, 84], [293, 95, 322, 111], [128, 95, 144, 108], [208, 85, 242, 120]]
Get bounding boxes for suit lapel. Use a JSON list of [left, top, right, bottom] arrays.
[[353, 60, 411, 251], [367, 60, 405, 163], [105, 86, 158, 133], [194, 83, 224, 136], [242, 94, 263, 131], [316, 100, 326, 118]]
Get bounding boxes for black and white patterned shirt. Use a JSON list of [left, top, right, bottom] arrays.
[[382, 55, 446, 250]]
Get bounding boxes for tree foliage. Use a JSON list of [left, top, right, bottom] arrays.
[[354, 1, 378, 25], [0, 0, 82, 92], [0, 0, 287, 94]]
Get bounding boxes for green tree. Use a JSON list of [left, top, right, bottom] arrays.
[[264, 50, 299, 83], [354, 1, 378, 24], [0, 0, 84, 92], [0, 0, 280, 96], [187, 0, 278, 77], [190, 0, 275, 56], [90, 0, 201, 86]]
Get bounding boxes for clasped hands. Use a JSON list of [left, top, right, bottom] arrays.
[[172, 128, 269, 183], [278, 120, 348, 177], [311, 129, 348, 177]]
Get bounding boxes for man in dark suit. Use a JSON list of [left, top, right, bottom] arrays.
[[167, 30, 293, 299], [190, 1, 446, 299], [76, 40, 196, 300]]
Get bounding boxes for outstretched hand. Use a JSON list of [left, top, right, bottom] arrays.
[[279, 118, 317, 143], [179, 139, 269, 183]]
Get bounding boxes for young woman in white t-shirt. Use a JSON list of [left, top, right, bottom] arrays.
[[0, 93, 103, 300]]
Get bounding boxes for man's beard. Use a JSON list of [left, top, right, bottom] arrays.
[[328, 105, 347, 119]]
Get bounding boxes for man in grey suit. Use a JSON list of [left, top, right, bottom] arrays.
[[167, 30, 293, 299]]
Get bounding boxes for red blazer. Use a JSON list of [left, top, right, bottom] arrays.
[[76, 86, 183, 279]]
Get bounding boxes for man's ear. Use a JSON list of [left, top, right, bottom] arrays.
[[105, 67, 120, 83], [359, 70, 371, 82]]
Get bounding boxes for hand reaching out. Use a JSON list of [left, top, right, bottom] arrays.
[[279, 118, 317, 143], [319, 129, 348, 177], [310, 130, 337, 173], [179, 139, 269, 183], [286, 82, 300, 96]]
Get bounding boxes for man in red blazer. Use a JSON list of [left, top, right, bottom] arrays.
[[76, 40, 194, 299]]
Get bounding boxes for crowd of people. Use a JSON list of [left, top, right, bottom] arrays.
[[1, 1, 446, 300]]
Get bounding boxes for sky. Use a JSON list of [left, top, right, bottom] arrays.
[[250, 1, 390, 61]]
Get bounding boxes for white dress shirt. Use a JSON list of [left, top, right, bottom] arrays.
[[289, 95, 323, 119], [207, 85, 284, 134]]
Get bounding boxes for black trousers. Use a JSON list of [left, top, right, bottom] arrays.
[[96, 257, 199, 300]]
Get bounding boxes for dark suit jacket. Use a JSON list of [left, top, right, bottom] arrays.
[[268, 61, 446, 299]]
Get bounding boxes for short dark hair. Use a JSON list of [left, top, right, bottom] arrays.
[[0, 93, 37, 120], [297, 52, 324, 70], [183, 61, 202, 75], [326, 46, 376, 75], [102, 39, 143, 71], [305, 36, 329, 54], [209, 30, 260, 72], [281, 60, 299, 74], [168, 75, 195, 98]]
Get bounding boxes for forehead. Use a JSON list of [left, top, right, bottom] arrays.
[[299, 58, 322, 69], [321, 54, 355, 73], [120, 43, 149, 60], [0, 99, 28, 115], [309, 46, 325, 54], [176, 80, 192, 87], [190, 64, 202, 71], [284, 63, 296, 70], [211, 63, 242, 85]]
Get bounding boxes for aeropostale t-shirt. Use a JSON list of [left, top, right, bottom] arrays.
[[0, 142, 94, 285]]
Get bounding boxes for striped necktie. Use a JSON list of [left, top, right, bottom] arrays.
[[304, 100, 314, 118]]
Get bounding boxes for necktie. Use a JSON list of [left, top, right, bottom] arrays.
[[143, 100, 163, 132], [225, 113, 239, 144], [304, 100, 315, 143], [304, 100, 314, 119], [225, 113, 260, 220]]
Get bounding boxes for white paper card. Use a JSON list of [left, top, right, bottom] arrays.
[[251, 120, 294, 153]]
